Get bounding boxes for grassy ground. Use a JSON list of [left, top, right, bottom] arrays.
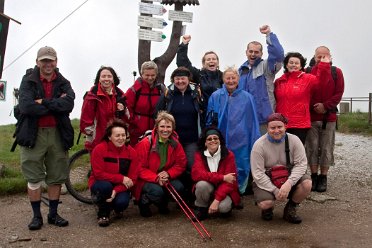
[[0, 114, 371, 195], [0, 119, 84, 195]]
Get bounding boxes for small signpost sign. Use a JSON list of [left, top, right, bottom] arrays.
[[168, 10, 193, 23], [138, 29, 166, 42], [138, 16, 167, 29], [139, 2, 167, 15]]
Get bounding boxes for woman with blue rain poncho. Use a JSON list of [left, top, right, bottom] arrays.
[[206, 66, 260, 194]]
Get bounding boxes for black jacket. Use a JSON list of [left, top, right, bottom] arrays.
[[16, 66, 75, 150]]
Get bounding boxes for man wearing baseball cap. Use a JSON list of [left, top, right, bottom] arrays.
[[250, 113, 312, 224], [16, 46, 75, 230]]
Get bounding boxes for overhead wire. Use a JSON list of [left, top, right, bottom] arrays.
[[3, 0, 90, 71]]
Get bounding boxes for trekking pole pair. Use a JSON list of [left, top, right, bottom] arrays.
[[164, 182, 212, 241]]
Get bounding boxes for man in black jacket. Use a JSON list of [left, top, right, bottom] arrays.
[[17, 46, 75, 230]]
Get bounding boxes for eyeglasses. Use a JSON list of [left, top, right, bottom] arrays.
[[206, 137, 219, 142]]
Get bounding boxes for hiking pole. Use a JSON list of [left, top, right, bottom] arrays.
[[165, 182, 212, 240], [164, 183, 207, 240]]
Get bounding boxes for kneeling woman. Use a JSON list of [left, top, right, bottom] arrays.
[[191, 127, 241, 220], [88, 119, 138, 227], [134, 111, 187, 217]]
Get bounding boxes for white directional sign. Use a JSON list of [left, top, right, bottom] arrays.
[[168, 10, 193, 23], [138, 29, 166, 42], [138, 16, 167, 29], [139, 2, 167, 16]]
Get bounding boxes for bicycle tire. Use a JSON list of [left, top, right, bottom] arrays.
[[66, 148, 93, 204]]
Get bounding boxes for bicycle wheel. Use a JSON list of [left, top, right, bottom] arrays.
[[66, 149, 93, 204]]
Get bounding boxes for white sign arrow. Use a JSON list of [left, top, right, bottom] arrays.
[[138, 16, 167, 29], [139, 2, 167, 16], [168, 10, 193, 23], [138, 29, 166, 42]]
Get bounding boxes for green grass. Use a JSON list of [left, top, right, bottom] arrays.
[[337, 112, 372, 136], [0, 118, 84, 195], [0, 114, 371, 195]]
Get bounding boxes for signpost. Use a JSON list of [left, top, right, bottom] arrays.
[[138, 15, 167, 29], [138, 29, 166, 42], [168, 10, 193, 23], [139, 2, 167, 15]]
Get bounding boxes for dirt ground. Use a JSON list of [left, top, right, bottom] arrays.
[[1, 132, 372, 248]]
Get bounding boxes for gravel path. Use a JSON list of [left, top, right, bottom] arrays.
[[1, 132, 372, 248]]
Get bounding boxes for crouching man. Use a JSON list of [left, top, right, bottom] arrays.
[[250, 113, 312, 224]]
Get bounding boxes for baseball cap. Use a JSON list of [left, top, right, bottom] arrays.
[[37, 46, 57, 61]]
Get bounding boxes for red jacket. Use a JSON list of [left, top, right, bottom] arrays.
[[191, 148, 241, 206], [308, 62, 345, 122], [133, 130, 187, 200], [80, 84, 126, 150], [275, 71, 318, 129], [125, 78, 163, 146], [88, 141, 139, 194]]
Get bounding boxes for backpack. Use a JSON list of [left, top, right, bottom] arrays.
[[306, 65, 338, 82], [130, 79, 167, 116]]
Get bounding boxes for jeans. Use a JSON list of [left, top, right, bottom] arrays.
[[141, 179, 184, 206], [91, 180, 131, 217]]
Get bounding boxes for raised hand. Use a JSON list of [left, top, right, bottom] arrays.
[[182, 35, 191, 44], [259, 25, 271, 35]]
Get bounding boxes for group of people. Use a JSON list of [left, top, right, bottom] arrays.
[[15, 23, 344, 231]]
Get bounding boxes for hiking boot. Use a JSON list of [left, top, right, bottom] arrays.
[[138, 202, 152, 218], [220, 210, 232, 218], [113, 211, 124, 219], [157, 204, 170, 215], [28, 216, 43, 230], [316, 175, 327, 192], [97, 216, 110, 227], [47, 214, 69, 227], [261, 208, 273, 221], [311, 174, 318, 191], [283, 200, 302, 224], [193, 207, 208, 221]]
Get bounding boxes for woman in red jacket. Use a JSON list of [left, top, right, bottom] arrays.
[[125, 61, 165, 146], [80, 66, 128, 151], [191, 127, 241, 221], [274, 52, 318, 144], [88, 119, 138, 227], [134, 111, 187, 217]]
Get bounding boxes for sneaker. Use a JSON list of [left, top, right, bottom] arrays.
[[311, 174, 318, 191], [283, 201, 302, 224], [138, 202, 152, 218], [28, 216, 43, 230], [261, 208, 273, 221], [316, 175, 327, 192], [47, 214, 69, 227], [97, 217, 110, 227]]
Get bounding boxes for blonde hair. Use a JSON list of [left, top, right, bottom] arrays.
[[141, 61, 158, 74], [155, 111, 176, 130]]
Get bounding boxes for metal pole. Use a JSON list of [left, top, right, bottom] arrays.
[[369, 93, 371, 125], [350, 98, 353, 113]]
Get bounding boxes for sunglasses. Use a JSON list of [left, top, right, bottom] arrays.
[[206, 137, 219, 142]]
